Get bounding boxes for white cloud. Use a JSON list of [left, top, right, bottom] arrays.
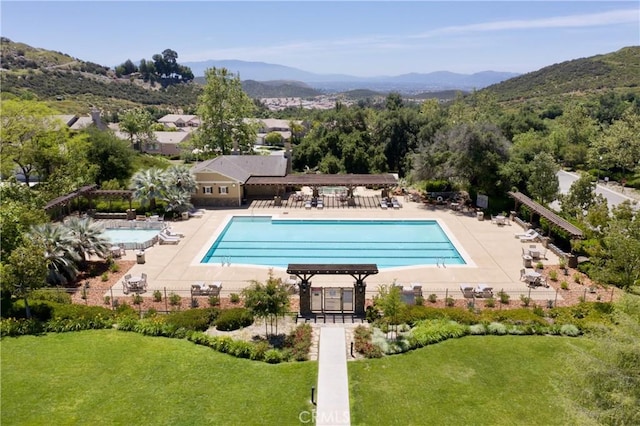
[[413, 8, 639, 38]]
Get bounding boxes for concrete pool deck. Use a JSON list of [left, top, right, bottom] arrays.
[[114, 189, 561, 301]]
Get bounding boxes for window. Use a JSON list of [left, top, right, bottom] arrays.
[[203, 186, 212, 194], [218, 186, 228, 194]]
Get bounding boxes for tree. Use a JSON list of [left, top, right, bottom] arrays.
[[560, 173, 597, 220], [375, 284, 405, 338], [64, 217, 110, 266], [0, 181, 48, 259], [0, 99, 65, 186], [119, 109, 154, 152], [28, 223, 80, 286], [264, 131, 284, 147], [526, 152, 559, 205], [197, 67, 256, 155], [594, 202, 640, 289], [242, 270, 290, 338], [413, 123, 510, 195], [84, 127, 134, 185], [130, 168, 166, 211], [0, 238, 48, 318]]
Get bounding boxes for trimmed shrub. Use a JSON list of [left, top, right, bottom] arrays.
[[101, 272, 109, 282], [215, 308, 253, 331], [132, 294, 143, 305], [229, 293, 240, 304], [284, 323, 313, 361], [485, 297, 496, 308], [153, 290, 162, 302], [498, 291, 510, 305], [482, 309, 547, 326], [208, 295, 220, 307], [165, 308, 218, 331], [169, 293, 182, 307], [520, 295, 531, 307], [445, 297, 455, 307], [427, 293, 438, 303]]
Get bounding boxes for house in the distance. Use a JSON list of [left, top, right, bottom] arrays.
[[145, 131, 192, 156], [157, 114, 200, 129], [190, 155, 289, 207]]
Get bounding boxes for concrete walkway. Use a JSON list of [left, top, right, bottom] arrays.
[[316, 328, 350, 426]]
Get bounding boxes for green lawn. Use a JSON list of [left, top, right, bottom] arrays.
[[1, 330, 317, 426], [349, 336, 592, 426]]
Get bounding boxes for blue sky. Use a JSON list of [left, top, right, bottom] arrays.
[[1, 1, 638, 76]]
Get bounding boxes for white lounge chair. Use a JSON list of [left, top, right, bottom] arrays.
[[519, 231, 540, 242], [162, 228, 184, 238], [515, 229, 536, 239], [159, 233, 180, 245], [380, 200, 388, 209], [316, 199, 324, 209], [305, 200, 312, 210]]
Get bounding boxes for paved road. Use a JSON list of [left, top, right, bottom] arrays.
[[554, 170, 638, 210]]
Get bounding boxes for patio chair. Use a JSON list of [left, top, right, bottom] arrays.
[[140, 273, 148, 291], [305, 200, 312, 210], [459, 284, 475, 298], [316, 199, 324, 209], [380, 200, 388, 209]]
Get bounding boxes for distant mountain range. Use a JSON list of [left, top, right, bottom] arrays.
[[183, 59, 520, 93]]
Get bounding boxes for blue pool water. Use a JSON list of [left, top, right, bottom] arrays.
[[200, 216, 466, 269], [104, 229, 160, 245]]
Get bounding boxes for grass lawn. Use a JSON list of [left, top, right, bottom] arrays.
[[349, 335, 592, 426], [1, 330, 317, 425]]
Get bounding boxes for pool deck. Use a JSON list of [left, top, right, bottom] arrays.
[[114, 189, 561, 300]]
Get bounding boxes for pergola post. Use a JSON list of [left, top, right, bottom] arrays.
[[298, 279, 312, 317], [353, 279, 367, 316]]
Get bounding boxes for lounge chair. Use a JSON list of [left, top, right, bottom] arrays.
[[159, 233, 180, 245], [316, 199, 324, 209], [305, 200, 312, 210], [380, 200, 388, 209], [162, 227, 184, 238], [392, 198, 402, 209], [519, 231, 540, 242], [474, 284, 493, 298], [460, 284, 475, 298], [515, 229, 536, 239], [188, 209, 205, 218]]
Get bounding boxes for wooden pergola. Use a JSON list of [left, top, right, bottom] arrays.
[[508, 191, 584, 239], [44, 184, 97, 219], [287, 263, 379, 316], [245, 173, 398, 198]]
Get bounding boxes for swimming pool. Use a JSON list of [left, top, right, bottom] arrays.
[[200, 216, 467, 269]]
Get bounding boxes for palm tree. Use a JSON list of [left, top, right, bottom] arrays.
[[63, 217, 110, 266], [131, 168, 166, 211], [166, 164, 197, 193], [162, 186, 194, 217], [28, 223, 80, 286]]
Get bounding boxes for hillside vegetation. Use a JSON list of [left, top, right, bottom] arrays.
[[484, 46, 640, 102]]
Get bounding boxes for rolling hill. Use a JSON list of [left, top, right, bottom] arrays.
[[483, 46, 640, 102]]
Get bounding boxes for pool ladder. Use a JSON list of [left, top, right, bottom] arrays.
[[437, 257, 446, 268], [221, 256, 231, 267]]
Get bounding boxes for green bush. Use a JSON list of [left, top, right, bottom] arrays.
[[132, 294, 143, 305], [169, 293, 182, 307], [215, 308, 253, 331], [101, 272, 109, 282], [0, 318, 44, 337], [353, 325, 383, 358], [498, 291, 510, 304], [284, 323, 313, 361], [469, 323, 486, 335], [153, 290, 162, 302], [208, 295, 220, 307], [30, 289, 72, 304], [229, 339, 253, 358], [520, 295, 531, 307], [165, 308, 218, 331], [445, 297, 455, 307], [263, 349, 283, 364], [109, 262, 120, 273], [427, 293, 437, 303], [560, 324, 581, 337], [250, 341, 270, 361], [415, 295, 424, 306], [548, 269, 558, 282], [487, 322, 508, 335], [485, 297, 496, 308], [229, 293, 240, 304], [561, 281, 569, 290], [409, 319, 468, 348], [481, 309, 548, 326]]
